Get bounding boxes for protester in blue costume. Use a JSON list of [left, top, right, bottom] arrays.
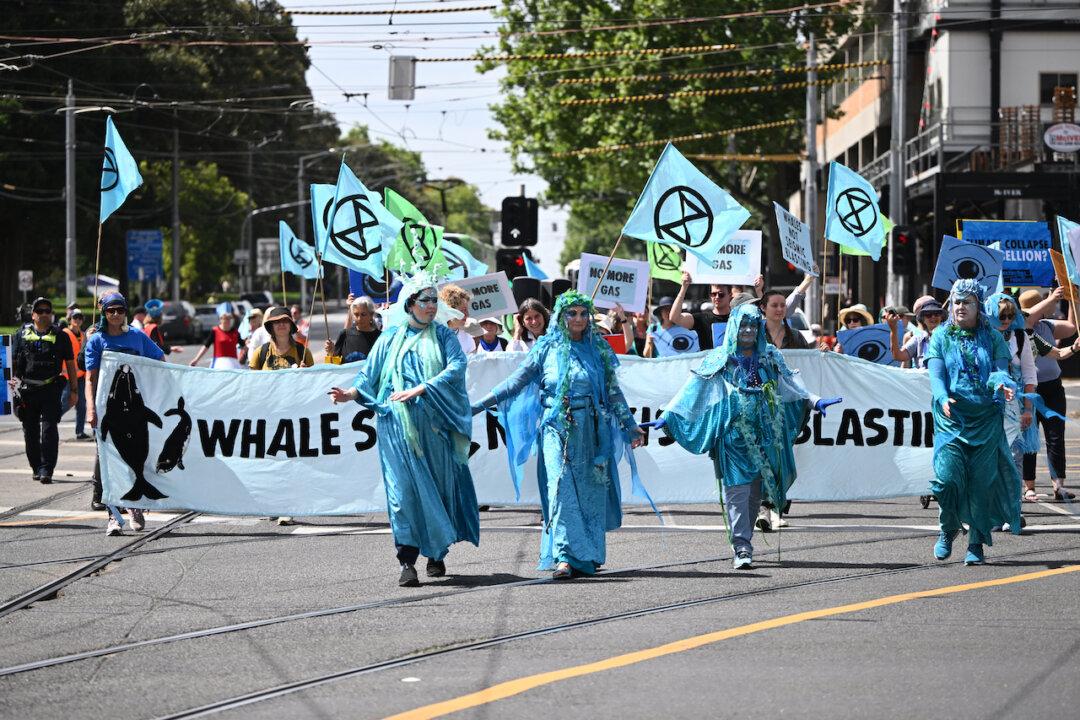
[[648, 304, 841, 570], [471, 290, 647, 579], [330, 270, 478, 587], [926, 279, 1021, 566], [984, 293, 1039, 470]]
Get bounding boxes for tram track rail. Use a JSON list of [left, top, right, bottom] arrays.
[[0, 511, 200, 621], [0, 485, 91, 523], [0, 529, 936, 678]]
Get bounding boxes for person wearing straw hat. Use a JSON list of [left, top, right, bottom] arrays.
[[329, 271, 479, 587], [831, 303, 874, 354], [249, 306, 314, 371], [925, 279, 1021, 565], [1018, 287, 1079, 502]]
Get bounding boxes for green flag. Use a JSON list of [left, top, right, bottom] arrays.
[[647, 241, 683, 283], [383, 187, 447, 275]]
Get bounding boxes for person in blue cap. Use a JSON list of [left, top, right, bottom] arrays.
[[84, 292, 165, 534], [925, 279, 1021, 565], [648, 304, 841, 570], [140, 299, 183, 355]]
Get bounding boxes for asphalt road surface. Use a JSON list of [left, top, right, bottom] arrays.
[[2, 376, 1079, 719]]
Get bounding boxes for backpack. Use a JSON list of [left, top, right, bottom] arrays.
[[253, 341, 306, 370]]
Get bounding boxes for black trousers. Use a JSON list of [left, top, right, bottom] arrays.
[[396, 544, 420, 566], [20, 383, 63, 476], [1023, 377, 1067, 482]]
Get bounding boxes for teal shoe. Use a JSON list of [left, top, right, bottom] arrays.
[[934, 531, 956, 560], [964, 544, 985, 566]]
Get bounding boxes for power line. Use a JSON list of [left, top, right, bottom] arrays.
[[559, 75, 861, 107], [555, 59, 888, 86], [549, 118, 801, 158], [285, 4, 498, 15], [417, 43, 739, 63]]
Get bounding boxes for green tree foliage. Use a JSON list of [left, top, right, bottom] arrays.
[[141, 160, 251, 294], [485, 0, 857, 259]]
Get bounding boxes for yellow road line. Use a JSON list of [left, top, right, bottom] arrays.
[[0, 513, 98, 527], [384, 565, 1080, 720]]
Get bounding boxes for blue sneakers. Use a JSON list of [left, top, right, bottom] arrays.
[[733, 549, 753, 570], [964, 544, 985, 566], [934, 531, 956, 560]]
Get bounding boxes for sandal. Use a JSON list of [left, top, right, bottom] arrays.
[[552, 562, 573, 580], [1023, 489, 1038, 502]]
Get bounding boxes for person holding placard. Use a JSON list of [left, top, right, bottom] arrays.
[[646, 304, 840, 570], [925, 279, 1021, 566], [887, 296, 944, 369], [470, 290, 647, 579], [329, 272, 479, 587], [668, 271, 731, 350]]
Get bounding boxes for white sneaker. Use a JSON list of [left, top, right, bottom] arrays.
[[129, 508, 145, 532], [106, 517, 123, 536], [755, 506, 772, 532], [276, 516, 294, 526], [771, 510, 788, 528]]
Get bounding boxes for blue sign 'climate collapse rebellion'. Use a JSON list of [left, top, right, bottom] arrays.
[[960, 220, 1053, 287]]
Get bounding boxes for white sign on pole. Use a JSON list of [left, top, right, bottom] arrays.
[[576, 252, 650, 313], [233, 249, 251, 265], [444, 271, 517, 320], [256, 238, 279, 276], [682, 230, 762, 285], [17, 270, 33, 292], [773, 203, 817, 276]]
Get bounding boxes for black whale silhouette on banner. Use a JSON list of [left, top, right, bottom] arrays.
[[156, 397, 191, 473], [100, 365, 167, 501]]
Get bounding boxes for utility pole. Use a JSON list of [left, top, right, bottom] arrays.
[[296, 159, 307, 309], [64, 80, 76, 304], [171, 125, 181, 301], [888, 0, 907, 306], [805, 29, 820, 323]]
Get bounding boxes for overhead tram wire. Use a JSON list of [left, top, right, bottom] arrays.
[[416, 43, 738, 63], [555, 58, 888, 85], [285, 4, 498, 15], [549, 118, 801, 158], [559, 75, 866, 107]]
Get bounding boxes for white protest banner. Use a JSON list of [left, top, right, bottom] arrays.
[[773, 202, 817, 276], [97, 349, 935, 514], [682, 229, 761, 285], [576, 252, 650, 312], [443, 271, 516, 320]]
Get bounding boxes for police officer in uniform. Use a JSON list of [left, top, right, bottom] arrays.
[[12, 297, 77, 483]]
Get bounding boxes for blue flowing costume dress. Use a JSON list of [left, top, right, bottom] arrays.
[[925, 299, 1021, 546], [661, 306, 813, 547], [350, 322, 480, 562], [483, 335, 642, 574]]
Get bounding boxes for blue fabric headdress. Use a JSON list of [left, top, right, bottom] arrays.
[[983, 292, 1025, 332], [694, 303, 773, 378]]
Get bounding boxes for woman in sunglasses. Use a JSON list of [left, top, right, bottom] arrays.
[[329, 273, 478, 588], [471, 291, 648, 579]]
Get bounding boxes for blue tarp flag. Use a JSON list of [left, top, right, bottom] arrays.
[[824, 161, 885, 260], [931, 235, 1004, 297], [1056, 216, 1080, 286], [961, 220, 1053, 287], [279, 221, 321, 280], [622, 143, 750, 264], [523, 252, 548, 280], [99, 117, 143, 223], [441, 238, 489, 281], [310, 183, 335, 254], [836, 323, 901, 366], [321, 160, 401, 277]]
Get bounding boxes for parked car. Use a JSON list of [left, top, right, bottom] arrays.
[[240, 291, 275, 310], [194, 304, 219, 334], [160, 301, 199, 343]]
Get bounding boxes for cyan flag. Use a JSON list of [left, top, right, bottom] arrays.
[[321, 161, 401, 277], [441, 238, 489, 281], [310, 183, 335, 255], [99, 117, 143, 223], [523, 253, 548, 280], [825, 161, 885, 261], [1056, 216, 1080, 286], [279, 221, 321, 280], [622, 143, 750, 264]]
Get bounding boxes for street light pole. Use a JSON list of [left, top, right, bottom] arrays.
[[805, 29, 820, 323], [64, 80, 76, 304], [888, 0, 908, 306], [171, 124, 181, 301]]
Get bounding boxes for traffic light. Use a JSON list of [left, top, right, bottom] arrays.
[[501, 196, 539, 246], [496, 248, 530, 280], [891, 225, 916, 274]]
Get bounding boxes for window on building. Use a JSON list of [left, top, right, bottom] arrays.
[[1040, 72, 1078, 104]]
